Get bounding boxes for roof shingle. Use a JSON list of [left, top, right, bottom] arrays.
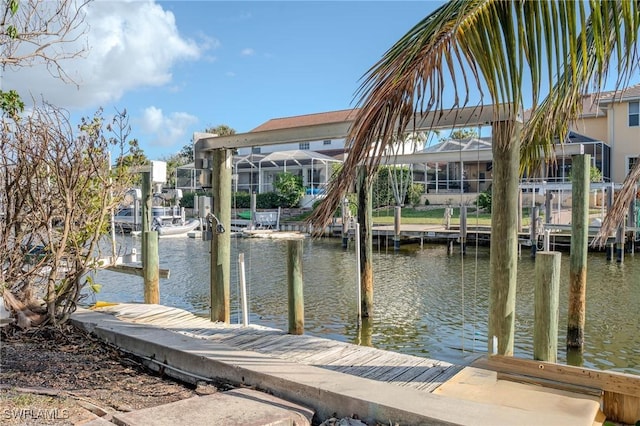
[[250, 108, 359, 132]]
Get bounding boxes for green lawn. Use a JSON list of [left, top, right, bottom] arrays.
[[372, 206, 493, 226], [287, 205, 547, 227]]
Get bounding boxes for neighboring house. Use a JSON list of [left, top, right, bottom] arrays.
[[237, 109, 358, 158], [571, 84, 640, 183], [191, 85, 637, 197]]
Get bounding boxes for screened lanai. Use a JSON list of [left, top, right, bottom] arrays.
[[234, 150, 342, 194]]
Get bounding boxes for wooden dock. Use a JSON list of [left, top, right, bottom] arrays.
[[75, 303, 634, 424], [92, 303, 464, 393]]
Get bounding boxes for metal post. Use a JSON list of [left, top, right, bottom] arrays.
[[238, 253, 249, 326]]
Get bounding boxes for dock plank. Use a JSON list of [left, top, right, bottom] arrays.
[[93, 303, 467, 395]]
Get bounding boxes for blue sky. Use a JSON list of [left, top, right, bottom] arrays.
[[4, 1, 445, 159], [4, 1, 637, 160]]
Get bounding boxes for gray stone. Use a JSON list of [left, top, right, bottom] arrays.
[[112, 388, 312, 426]]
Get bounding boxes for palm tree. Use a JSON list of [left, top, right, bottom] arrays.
[[312, 0, 639, 355]]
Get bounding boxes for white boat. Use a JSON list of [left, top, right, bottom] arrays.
[[155, 218, 201, 237], [113, 206, 183, 232]]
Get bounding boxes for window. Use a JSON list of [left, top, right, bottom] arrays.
[[323, 139, 332, 145], [630, 101, 639, 127], [626, 156, 639, 175], [299, 142, 310, 150], [251, 147, 261, 154]]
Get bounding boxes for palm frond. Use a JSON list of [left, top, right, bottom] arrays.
[[592, 160, 640, 248], [521, 0, 640, 176], [310, 0, 639, 227]]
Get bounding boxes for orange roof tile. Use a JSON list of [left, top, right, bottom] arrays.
[[250, 108, 359, 132]]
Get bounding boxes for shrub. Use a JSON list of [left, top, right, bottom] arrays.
[[274, 172, 304, 207], [476, 189, 492, 213]]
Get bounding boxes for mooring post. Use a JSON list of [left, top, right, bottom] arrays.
[[616, 225, 624, 263], [394, 206, 401, 251], [356, 166, 373, 318], [287, 239, 304, 335], [530, 206, 538, 258], [534, 251, 561, 362], [211, 149, 231, 323], [627, 195, 636, 255], [141, 171, 160, 304], [143, 231, 160, 304], [250, 192, 256, 230], [141, 171, 152, 260], [567, 154, 590, 356], [460, 204, 467, 255], [517, 189, 523, 233], [342, 198, 349, 248], [606, 186, 614, 261], [545, 191, 553, 224]]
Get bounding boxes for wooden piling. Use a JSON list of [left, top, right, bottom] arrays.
[[394, 206, 401, 251], [211, 149, 232, 323], [342, 198, 349, 248], [616, 225, 624, 263], [143, 230, 160, 304], [534, 251, 561, 362], [356, 166, 373, 318], [141, 171, 152, 261], [141, 172, 159, 304], [530, 206, 538, 258], [545, 191, 553, 224], [567, 154, 589, 354], [460, 204, 467, 255], [606, 186, 614, 261], [250, 192, 256, 230], [287, 239, 304, 335]]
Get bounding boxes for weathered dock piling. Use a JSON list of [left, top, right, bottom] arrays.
[[287, 239, 304, 335], [394, 206, 401, 251], [567, 154, 589, 355], [141, 171, 159, 304], [357, 166, 373, 318], [211, 148, 232, 323], [534, 251, 561, 362]]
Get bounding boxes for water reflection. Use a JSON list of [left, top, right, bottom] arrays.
[[93, 235, 640, 374]]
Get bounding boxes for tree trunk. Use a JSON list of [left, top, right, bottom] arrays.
[[488, 120, 521, 356]]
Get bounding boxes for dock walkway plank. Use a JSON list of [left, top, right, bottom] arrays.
[[93, 303, 462, 393]]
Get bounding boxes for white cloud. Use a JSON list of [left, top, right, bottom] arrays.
[[2, 0, 203, 110], [240, 48, 255, 56], [139, 106, 198, 149]]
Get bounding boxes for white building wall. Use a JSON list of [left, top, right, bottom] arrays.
[[236, 138, 345, 155]]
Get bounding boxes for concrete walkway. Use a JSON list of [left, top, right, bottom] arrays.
[[71, 304, 601, 425]]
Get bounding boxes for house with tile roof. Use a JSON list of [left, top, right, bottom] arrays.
[[188, 84, 637, 202]]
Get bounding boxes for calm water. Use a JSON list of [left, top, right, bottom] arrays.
[[92, 235, 640, 374]]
